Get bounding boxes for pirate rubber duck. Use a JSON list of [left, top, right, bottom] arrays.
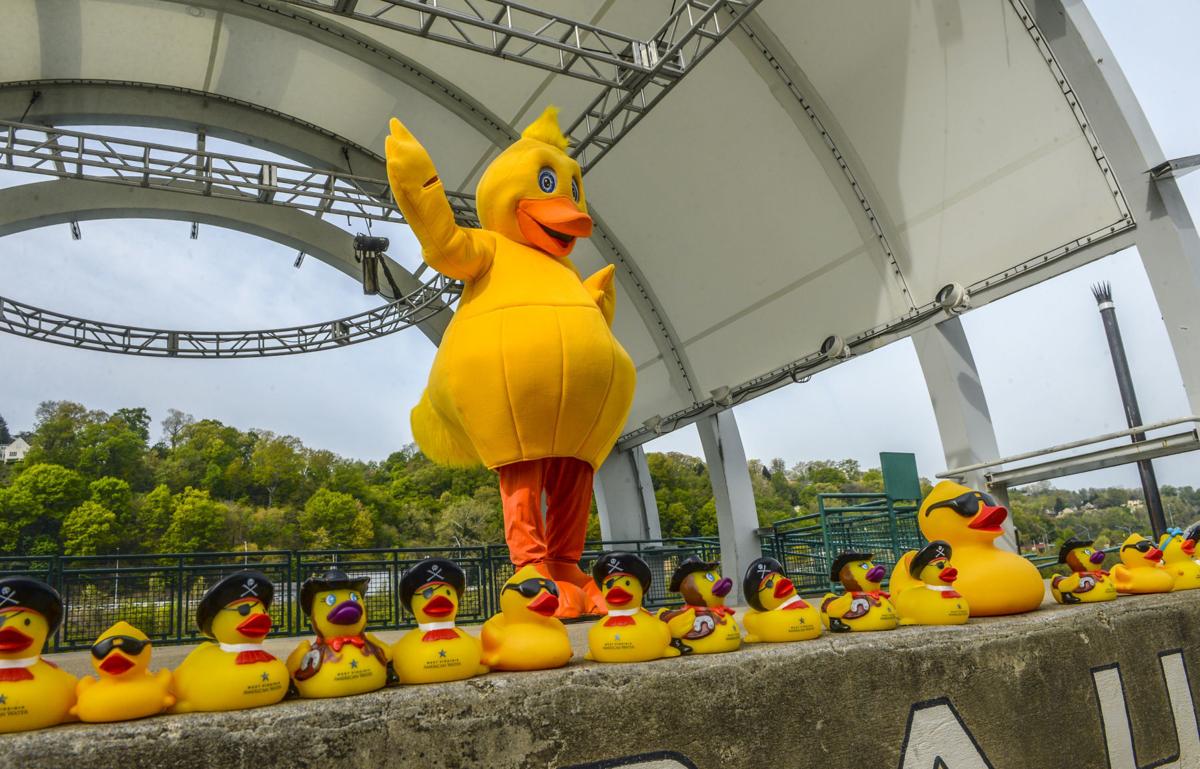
[[890, 541, 970, 625], [1111, 533, 1175, 594], [658, 557, 741, 655], [1049, 539, 1117, 605], [1158, 528, 1200, 591], [820, 552, 899, 633], [392, 558, 488, 683], [72, 621, 173, 722], [0, 577, 75, 733], [171, 570, 288, 712], [918, 481, 1043, 616], [286, 569, 390, 698], [585, 552, 676, 662], [481, 564, 573, 671], [741, 557, 821, 643]]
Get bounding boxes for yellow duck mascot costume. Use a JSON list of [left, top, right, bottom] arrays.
[[482, 565, 573, 671], [385, 107, 636, 618], [0, 577, 76, 733], [287, 569, 391, 698], [820, 552, 899, 633], [890, 541, 970, 626], [585, 551, 677, 662], [171, 570, 288, 712], [1158, 527, 1200, 591], [72, 621, 174, 722], [392, 558, 488, 683], [918, 481, 1044, 616], [658, 557, 741, 655], [1049, 538, 1117, 604], [1111, 533, 1175, 594], [741, 556, 822, 643]]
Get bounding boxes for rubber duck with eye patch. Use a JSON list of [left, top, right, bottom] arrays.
[[890, 541, 971, 625], [286, 569, 390, 698], [0, 577, 76, 733], [481, 564, 573, 671], [1111, 533, 1175, 594], [820, 552, 899, 632], [1049, 538, 1117, 605], [1158, 527, 1200, 591], [658, 557, 741, 655], [392, 558, 488, 683], [741, 556, 822, 643], [585, 552, 677, 662], [170, 570, 288, 713], [72, 621, 173, 722]]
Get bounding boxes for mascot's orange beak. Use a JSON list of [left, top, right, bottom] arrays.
[[516, 197, 592, 257]]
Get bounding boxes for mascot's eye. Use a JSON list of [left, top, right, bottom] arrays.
[[571, 177, 580, 201], [538, 167, 556, 193], [324, 594, 336, 606], [349, 592, 360, 602]]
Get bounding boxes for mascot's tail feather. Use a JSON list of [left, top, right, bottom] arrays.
[[411, 390, 481, 467], [887, 551, 920, 594]]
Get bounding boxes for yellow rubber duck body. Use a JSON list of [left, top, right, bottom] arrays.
[[658, 557, 741, 655], [73, 621, 173, 722], [385, 107, 635, 618], [1049, 539, 1117, 605], [1159, 528, 1200, 591], [287, 569, 390, 698], [741, 557, 821, 643], [891, 541, 971, 625], [171, 571, 288, 712], [1111, 534, 1175, 594], [0, 577, 75, 733], [585, 552, 676, 662], [918, 481, 1043, 616], [392, 558, 487, 683], [481, 565, 573, 671], [820, 552, 899, 632]]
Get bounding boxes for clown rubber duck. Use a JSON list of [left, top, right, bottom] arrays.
[[385, 107, 635, 618], [890, 541, 970, 626], [1111, 533, 1175, 594], [741, 557, 821, 643], [392, 558, 487, 683], [171, 570, 288, 712], [1158, 527, 1200, 591], [286, 569, 390, 698], [658, 557, 741, 655], [585, 552, 676, 662], [820, 552, 899, 633], [0, 577, 75, 733], [918, 481, 1043, 616], [72, 621, 173, 722], [1049, 538, 1117, 605], [481, 565, 573, 671]]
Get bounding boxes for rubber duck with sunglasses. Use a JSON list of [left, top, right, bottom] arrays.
[[1112, 533, 1175, 594], [918, 481, 1044, 616], [72, 621, 173, 722], [392, 558, 488, 683], [482, 565, 572, 671]]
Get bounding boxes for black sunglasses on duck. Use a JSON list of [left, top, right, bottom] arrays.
[[91, 635, 150, 659], [503, 578, 558, 598], [926, 491, 998, 517]]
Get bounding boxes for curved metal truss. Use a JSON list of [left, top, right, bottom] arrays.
[[0, 274, 461, 358]]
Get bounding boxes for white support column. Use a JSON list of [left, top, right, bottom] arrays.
[[696, 409, 761, 604], [913, 317, 1016, 552], [594, 446, 662, 543]]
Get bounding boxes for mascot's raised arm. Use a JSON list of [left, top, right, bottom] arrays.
[[385, 106, 636, 617]]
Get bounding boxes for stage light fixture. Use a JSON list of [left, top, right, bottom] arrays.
[[936, 282, 970, 315], [821, 334, 850, 361]]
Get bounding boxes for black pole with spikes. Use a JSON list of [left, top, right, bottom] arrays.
[[1091, 282, 1168, 539]]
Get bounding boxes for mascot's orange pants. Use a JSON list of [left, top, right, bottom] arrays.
[[498, 457, 604, 616]]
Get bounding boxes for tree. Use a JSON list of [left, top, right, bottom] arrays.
[[299, 488, 373, 548], [250, 433, 305, 507], [162, 488, 229, 552], [0, 463, 87, 552], [62, 501, 119, 556], [137, 484, 175, 550], [0, 413, 11, 445], [160, 409, 194, 448]]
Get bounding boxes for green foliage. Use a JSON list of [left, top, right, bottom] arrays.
[[61, 501, 119, 556], [162, 487, 229, 552], [0, 413, 11, 445], [299, 488, 374, 548]]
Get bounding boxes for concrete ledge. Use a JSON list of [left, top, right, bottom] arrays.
[[5, 592, 1200, 768]]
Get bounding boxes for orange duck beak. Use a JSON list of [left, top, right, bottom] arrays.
[[516, 197, 592, 257], [604, 586, 633, 607], [1146, 547, 1164, 563], [773, 578, 795, 599], [236, 612, 273, 638], [99, 652, 136, 676], [1183, 539, 1196, 556], [527, 591, 560, 617], [967, 504, 1007, 532]]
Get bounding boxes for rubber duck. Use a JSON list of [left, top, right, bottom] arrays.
[[171, 570, 288, 712], [1158, 528, 1200, 591], [286, 569, 390, 698], [740, 557, 821, 643], [385, 107, 635, 618], [481, 565, 573, 671], [72, 621, 173, 722], [1049, 538, 1117, 604], [0, 577, 75, 733], [658, 557, 741, 655], [585, 552, 677, 662], [890, 541, 971, 625], [1111, 533, 1175, 594], [391, 558, 488, 683], [820, 552, 899, 632], [918, 480, 1044, 616]]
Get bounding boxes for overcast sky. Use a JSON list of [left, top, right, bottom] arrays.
[[2, 0, 1199, 490]]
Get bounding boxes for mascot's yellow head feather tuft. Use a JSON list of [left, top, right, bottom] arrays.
[[521, 106, 569, 151]]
